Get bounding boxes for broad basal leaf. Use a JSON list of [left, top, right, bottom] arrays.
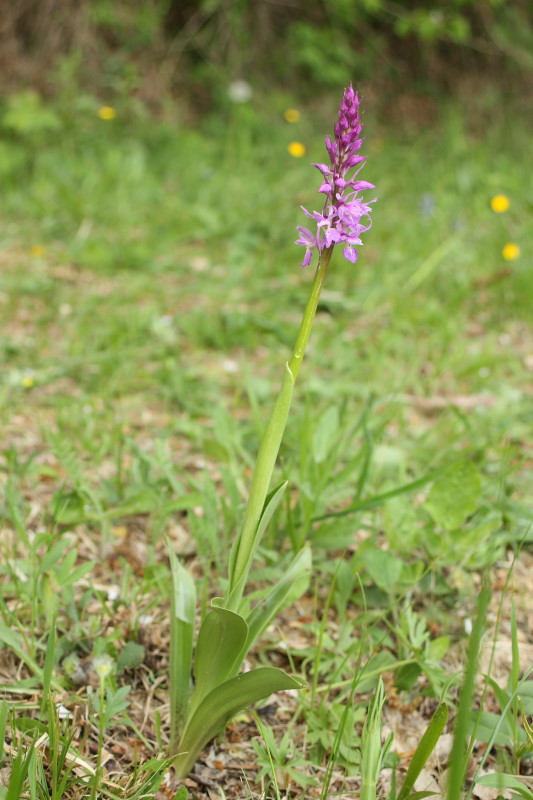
[[189, 606, 248, 714], [174, 667, 305, 778], [168, 547, 196, 746]]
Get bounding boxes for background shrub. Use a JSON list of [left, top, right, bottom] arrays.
[[0, 0, 531, 111]]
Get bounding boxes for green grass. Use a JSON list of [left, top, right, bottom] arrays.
[[0, 87, 532, 798]]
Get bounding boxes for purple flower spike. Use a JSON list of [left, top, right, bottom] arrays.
[[295, 85, 375, 267]]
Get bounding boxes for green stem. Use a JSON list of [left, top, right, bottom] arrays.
[[288, 246, 334, 380], [225, 246, 333, 611]]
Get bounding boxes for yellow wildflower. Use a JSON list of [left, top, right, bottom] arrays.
[[98, 106, 116, 121], [502, 243, 520, 261], [30, 245, 44, 257], [284, 108, 301, 123], [490, 194, 510, 213], [22, 375, 34, 388], [288, 141, 306, 158]]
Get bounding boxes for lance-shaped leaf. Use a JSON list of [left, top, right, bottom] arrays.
[[226, 479, 288, 612], [397, 703, 448, 800], [188, 606, 248, 716], [245, 545, 312, 654], [174, 667, 306, 778], [168, 547, 196, 750]]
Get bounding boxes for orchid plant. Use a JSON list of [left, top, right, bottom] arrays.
[[168, 85, 375, 778]]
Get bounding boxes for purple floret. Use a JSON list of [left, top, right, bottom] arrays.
[[296, 85, 376, 267]]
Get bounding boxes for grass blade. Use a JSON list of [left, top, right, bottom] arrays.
[[0, 622, 42, 682], [40, 617, 56, 717], [360, 678, 387, 800], [313, 469, 446, 522], [446, 581, 491, 800], [0, 700, 8, 764], [397, 703, 448, 800]]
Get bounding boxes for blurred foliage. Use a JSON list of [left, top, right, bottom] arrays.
[[0, 0, 531, 108]]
